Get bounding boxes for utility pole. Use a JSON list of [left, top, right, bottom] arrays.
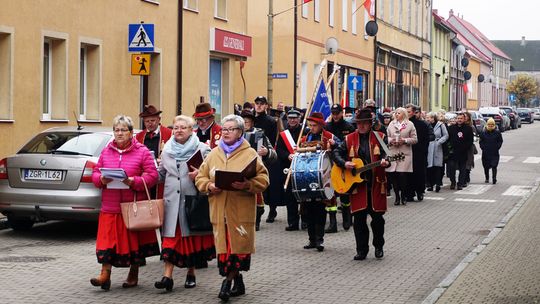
[[267, 0, 274, 105]]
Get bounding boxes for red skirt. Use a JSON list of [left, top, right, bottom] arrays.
[[161, 224, 216, 269], [217, 225, 251, 277], [95, 212, 160, 268]]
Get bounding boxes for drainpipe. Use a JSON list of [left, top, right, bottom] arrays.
[[293, 0, 298, 108], [373, 0, 378, 106], [177, 0, 183, 114]]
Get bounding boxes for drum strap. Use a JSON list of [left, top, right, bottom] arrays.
[[280, 129, 297, 155], [372, 131, 391, 157]]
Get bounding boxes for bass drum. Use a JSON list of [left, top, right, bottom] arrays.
[[291, 150, 334, 202]]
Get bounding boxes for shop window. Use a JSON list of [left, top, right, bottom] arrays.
[[79, 41, 101, 121], [329, 0, 334, 27], [42, 32, 68, 121], [209, 58, 223, 121], [0, 28, 13, 120], [215, 0, 227, 20], [183, 0, 198, 11]]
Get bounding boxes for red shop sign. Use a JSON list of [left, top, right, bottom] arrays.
[[210, 28, 252, 57]]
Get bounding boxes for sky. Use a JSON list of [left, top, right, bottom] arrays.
[[433, 0, 540, 40]]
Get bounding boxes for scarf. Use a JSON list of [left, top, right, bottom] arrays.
[[219, 137, 245, 155], [163, 134, 200, 161]]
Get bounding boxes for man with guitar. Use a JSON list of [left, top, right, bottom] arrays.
[[332, 109, 390, 260]]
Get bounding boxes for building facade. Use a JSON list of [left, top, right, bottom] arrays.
[[430, 10, 454, 111]]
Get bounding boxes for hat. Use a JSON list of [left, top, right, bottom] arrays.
[[363, 99, 377, 109], [382, 112, 392, 118], [355, 109, 374, 122], [139, 105, 162, 118], [240, 109, 255, 120], [287, 109, 301, 118], [243, 101, 254, 109], [307, 112, 326, 125], [193, 102, 215, 119], [254, 96, 268, 104], [331, 104, 343, 113], [383, 107, 392, 113], [344, 106, 355, 114]]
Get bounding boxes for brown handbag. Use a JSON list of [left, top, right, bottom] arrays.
[[120, 178, 164, 231]]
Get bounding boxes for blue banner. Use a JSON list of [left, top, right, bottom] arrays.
[[310, 80, 331, 120]]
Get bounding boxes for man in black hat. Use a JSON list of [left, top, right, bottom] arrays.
[[324, 104, 356, 232], [275, 109, 304, 231], [332, 109, 390, 260], [253, 96, 281, 222]]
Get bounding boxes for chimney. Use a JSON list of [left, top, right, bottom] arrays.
[[521, 36, 526, 46], [449, 9, 454, 16]]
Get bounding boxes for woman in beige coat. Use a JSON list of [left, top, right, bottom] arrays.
[[195, 114, 269, 302], [386, 107, 418, 206]]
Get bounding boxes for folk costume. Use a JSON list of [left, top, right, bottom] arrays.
[[193, 103, 222, 149], [332, 109, 389, 260]]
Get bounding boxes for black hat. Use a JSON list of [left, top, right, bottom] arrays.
[[344, 106, 355, 114], [355, 109, 374, 122], [287, 109, 301, 118], [139, 105, 162, 118], [240, 109, 255, 120], [254, 96, 268, 104], [331, 104, 343, 113], [243, 101, 254, 109]]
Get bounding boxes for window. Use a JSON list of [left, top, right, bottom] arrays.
[[42, 31, 68, 121], [408, 0, 412, 32], [398, 0, 403, 29], [302, 0, 309, 18], [183, 0, 198, 11], [329, 0, 335, 27], [314, 0, 320, 22], [378, 0, 384, 20], [435, 74, 440, 107], [0, 27, 13, 120], [351, 0, 357, 35], [389, 0, 394, 25], [342, 0, 348, 31], [79, 39, 101, 121], [215, 0, 226, 19]]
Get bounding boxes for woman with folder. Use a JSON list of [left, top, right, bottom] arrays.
[[155, 115, 215, 292], [196, 114, 269, 301]]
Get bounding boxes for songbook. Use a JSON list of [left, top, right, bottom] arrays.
[[99, 168, 129, 189], [186, 149, 204, 171], [215, 157, 258, 191]]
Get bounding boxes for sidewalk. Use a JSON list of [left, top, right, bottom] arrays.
[[429, 182, 540, 303]]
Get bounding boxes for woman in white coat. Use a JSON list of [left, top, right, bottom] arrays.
[[386, 107, 418, 205], [155, 115, 215, 292], [426, 112, 449, 192]]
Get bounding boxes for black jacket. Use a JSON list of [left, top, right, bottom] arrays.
[[276, 125, 302, 168], [448, 123, 474, 161], [254, 112, 278, 146], [325, 118, 356, 141]]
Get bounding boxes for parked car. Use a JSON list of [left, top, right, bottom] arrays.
[[517, 108, 534, 124], [500, 106, 521, 129], [0, 127, 114, 230], [478, 107, 511, 132], [470, 111, 486, 134], [532, 108, 540, 121]]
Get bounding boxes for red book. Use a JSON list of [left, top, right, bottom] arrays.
[[215, 157, 257, 191]]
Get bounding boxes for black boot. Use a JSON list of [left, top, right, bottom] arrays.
[[484, 168, 490, 183], [492, 168, 497, 184], [266, 207, 277, 223], [218, 279, 232, 302], [316, 224, 325, 252], [394, 191, 400, 206], [230, 273, 245, 297], [342, 205, 351, 230], [325, 211, 337, 233], [255, 206, 264, 231], [154, 276, 174, 292]]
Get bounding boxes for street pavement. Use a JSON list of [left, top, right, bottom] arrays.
[[1, 122, 540, 304]]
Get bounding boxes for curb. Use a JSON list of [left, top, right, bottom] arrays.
[[421, 178, 540, 304]]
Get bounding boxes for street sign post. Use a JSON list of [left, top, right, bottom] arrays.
[[128, 23, 154, 52]]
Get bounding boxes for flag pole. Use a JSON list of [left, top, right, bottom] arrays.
[[283, 59, 327, 190]]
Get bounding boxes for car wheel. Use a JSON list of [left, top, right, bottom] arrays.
[[7, 215, 35, 231]]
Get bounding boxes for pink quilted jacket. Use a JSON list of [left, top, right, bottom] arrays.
[[92, 138, 158, 213]]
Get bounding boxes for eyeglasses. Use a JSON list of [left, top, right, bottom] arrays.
[[173, 126, 191, 131], [113, 128, 130, 133], [196, 118, 209, 123], [221, 127, 241, 133]]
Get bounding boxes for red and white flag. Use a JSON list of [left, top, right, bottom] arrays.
[[303, 0, 313, 3], [280, 130, 297, 155], [364, 0, 375, 19]]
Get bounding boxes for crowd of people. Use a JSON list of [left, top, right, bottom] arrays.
[[88, 97, 503, 302]]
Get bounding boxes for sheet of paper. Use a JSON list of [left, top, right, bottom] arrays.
[[99, 168, 129, 189]]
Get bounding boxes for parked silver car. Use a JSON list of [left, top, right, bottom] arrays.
[[0, 127, 114, 230]]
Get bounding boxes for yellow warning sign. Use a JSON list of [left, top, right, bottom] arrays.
[[131, 54, 151, 76]]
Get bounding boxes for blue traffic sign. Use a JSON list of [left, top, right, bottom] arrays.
[[272, 73, 288, 79], [128, 24, 154, 52], [348, 75, 363, 91]]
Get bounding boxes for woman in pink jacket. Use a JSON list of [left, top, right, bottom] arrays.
[[90, 115, 159, 290]]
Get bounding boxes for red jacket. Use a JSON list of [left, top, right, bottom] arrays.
[[135, 125, 172, 156], [345, 131, 388, 213], [194, 122, 222, 149], [92, 138, 159, 214], [299, 129, 334, 149]]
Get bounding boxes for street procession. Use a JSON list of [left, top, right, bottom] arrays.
[[1, 1, 540, 303]]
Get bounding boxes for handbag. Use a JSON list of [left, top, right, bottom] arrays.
[[120, 178, 164, 231], [184, 192, 212, 232]]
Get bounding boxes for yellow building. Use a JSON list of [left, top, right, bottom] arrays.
[[238, 0, 375, 109], [374, 0, 432, 110]]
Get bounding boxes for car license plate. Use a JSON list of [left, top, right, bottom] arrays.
[[24, 169, 63, 181]]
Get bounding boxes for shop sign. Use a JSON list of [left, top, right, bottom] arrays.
[[210, 28, 252, 57]]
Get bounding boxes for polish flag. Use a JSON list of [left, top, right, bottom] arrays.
[[303, 0, 313, 3], [364, 0, 375, 19], [463, 83, 469, 94]]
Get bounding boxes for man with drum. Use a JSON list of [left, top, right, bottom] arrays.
[[332, 109, 390, 260], [325, 104, 356, 233], [276, 109, 303, 231], [298, 112, 336, 252]]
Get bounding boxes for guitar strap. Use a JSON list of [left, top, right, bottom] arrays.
[[372, 130, 392, 157]]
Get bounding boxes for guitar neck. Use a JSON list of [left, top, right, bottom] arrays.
[[357, 160, 382, 174]]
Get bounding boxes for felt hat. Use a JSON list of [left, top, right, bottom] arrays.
[[139, 105, 162, 118], [307, 112, 326, 125], [193, 102, 215, 119]]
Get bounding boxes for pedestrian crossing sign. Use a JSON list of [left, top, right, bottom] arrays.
[[128, 23, 154, 52], [131, 54, 151, 76]]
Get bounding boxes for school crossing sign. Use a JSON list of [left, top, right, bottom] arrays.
[[128, 23, 154, 52]]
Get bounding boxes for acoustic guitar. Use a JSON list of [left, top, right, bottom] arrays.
[[331, 153, 405, 194]]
